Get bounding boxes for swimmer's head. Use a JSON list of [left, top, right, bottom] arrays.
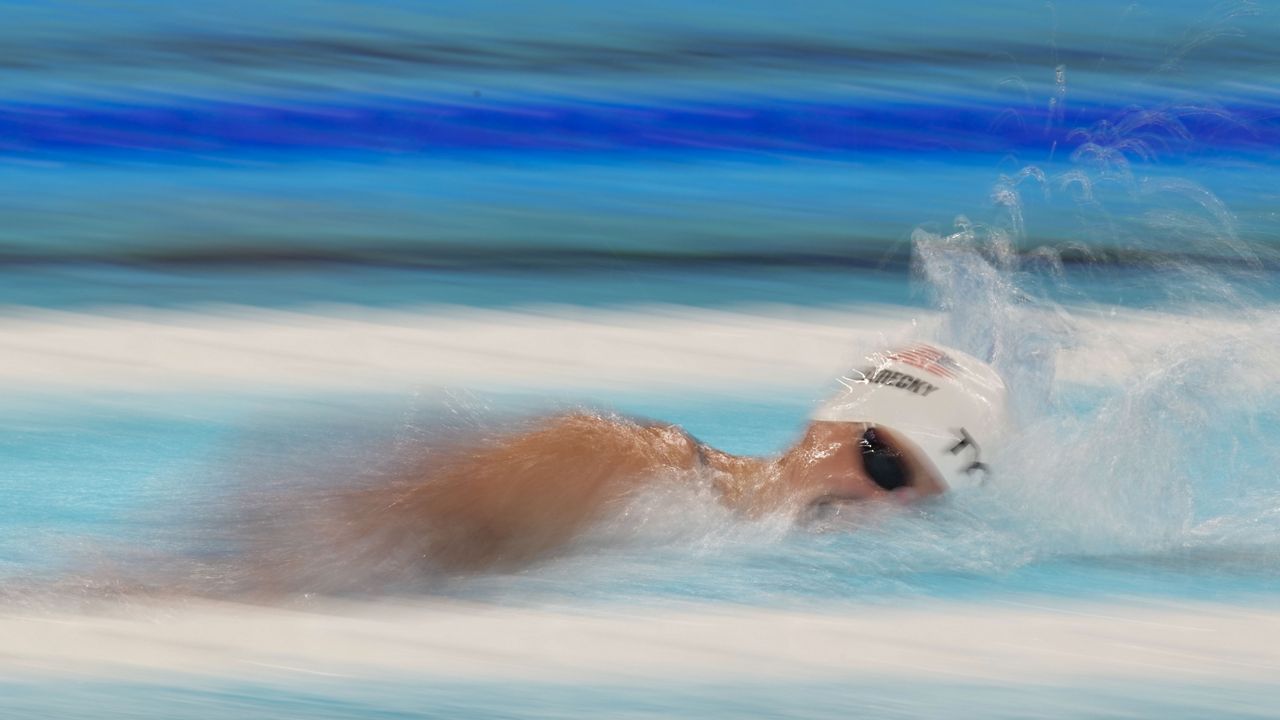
[[810, 343, 1009, 492]]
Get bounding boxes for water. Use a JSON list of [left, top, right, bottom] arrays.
[[4, 0, 1280, 717], [5, 677, 1280, 720], [3, 2, 1278, 265]]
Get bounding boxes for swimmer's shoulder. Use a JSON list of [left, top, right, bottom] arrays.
[[536, 412, 703, 471], [635, 418, 705, 470]]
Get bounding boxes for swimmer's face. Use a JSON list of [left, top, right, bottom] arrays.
[[783, 421, 946, 511]]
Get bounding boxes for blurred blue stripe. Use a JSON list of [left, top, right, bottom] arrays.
[[0, 0, 1276, 268], [3, 97, 1277, 157]]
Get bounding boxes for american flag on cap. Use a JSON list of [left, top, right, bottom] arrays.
[[886, 344, 962, 379]]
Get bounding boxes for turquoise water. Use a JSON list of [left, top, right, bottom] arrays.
[[5, 677, 1280, 720], [3, 262, 1279, 311], [5, 375, 1279, 606], [4, 0, 1280, 717]]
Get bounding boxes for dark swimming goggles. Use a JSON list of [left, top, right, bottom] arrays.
[[859, 427, 910, 491]]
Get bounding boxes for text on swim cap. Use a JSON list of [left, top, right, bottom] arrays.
[[857, 367, 940, 397], [948, 428, 988, 477]]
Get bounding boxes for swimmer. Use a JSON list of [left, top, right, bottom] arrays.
[[334, 343, 1008, 574]]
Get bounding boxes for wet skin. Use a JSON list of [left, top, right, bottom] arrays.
[[337, 413, 946, 572]]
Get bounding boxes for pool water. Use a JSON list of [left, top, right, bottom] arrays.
[[2, 259, 1277, 715], [4, 0, 1280, 717]]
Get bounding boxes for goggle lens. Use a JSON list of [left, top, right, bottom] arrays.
[[860, 428, 909, 491]]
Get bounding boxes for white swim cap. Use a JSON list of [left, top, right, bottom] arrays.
[[811, 343, 1009, 490]]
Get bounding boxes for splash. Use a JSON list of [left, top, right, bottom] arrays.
[[906, 92, 1280, 567]]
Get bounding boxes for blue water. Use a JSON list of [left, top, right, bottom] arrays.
[[4, 379, 1278, 607], [5, 677, 1280, 720], [5, 0, 1280, 717], [2, 1, 1277, 265]]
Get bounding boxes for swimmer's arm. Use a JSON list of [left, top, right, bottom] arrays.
[[386, 414, 700, 570]]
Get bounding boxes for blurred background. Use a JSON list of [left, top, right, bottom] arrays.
[[2, 0, 1275, 311], [3, 2, 1280, 718]]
